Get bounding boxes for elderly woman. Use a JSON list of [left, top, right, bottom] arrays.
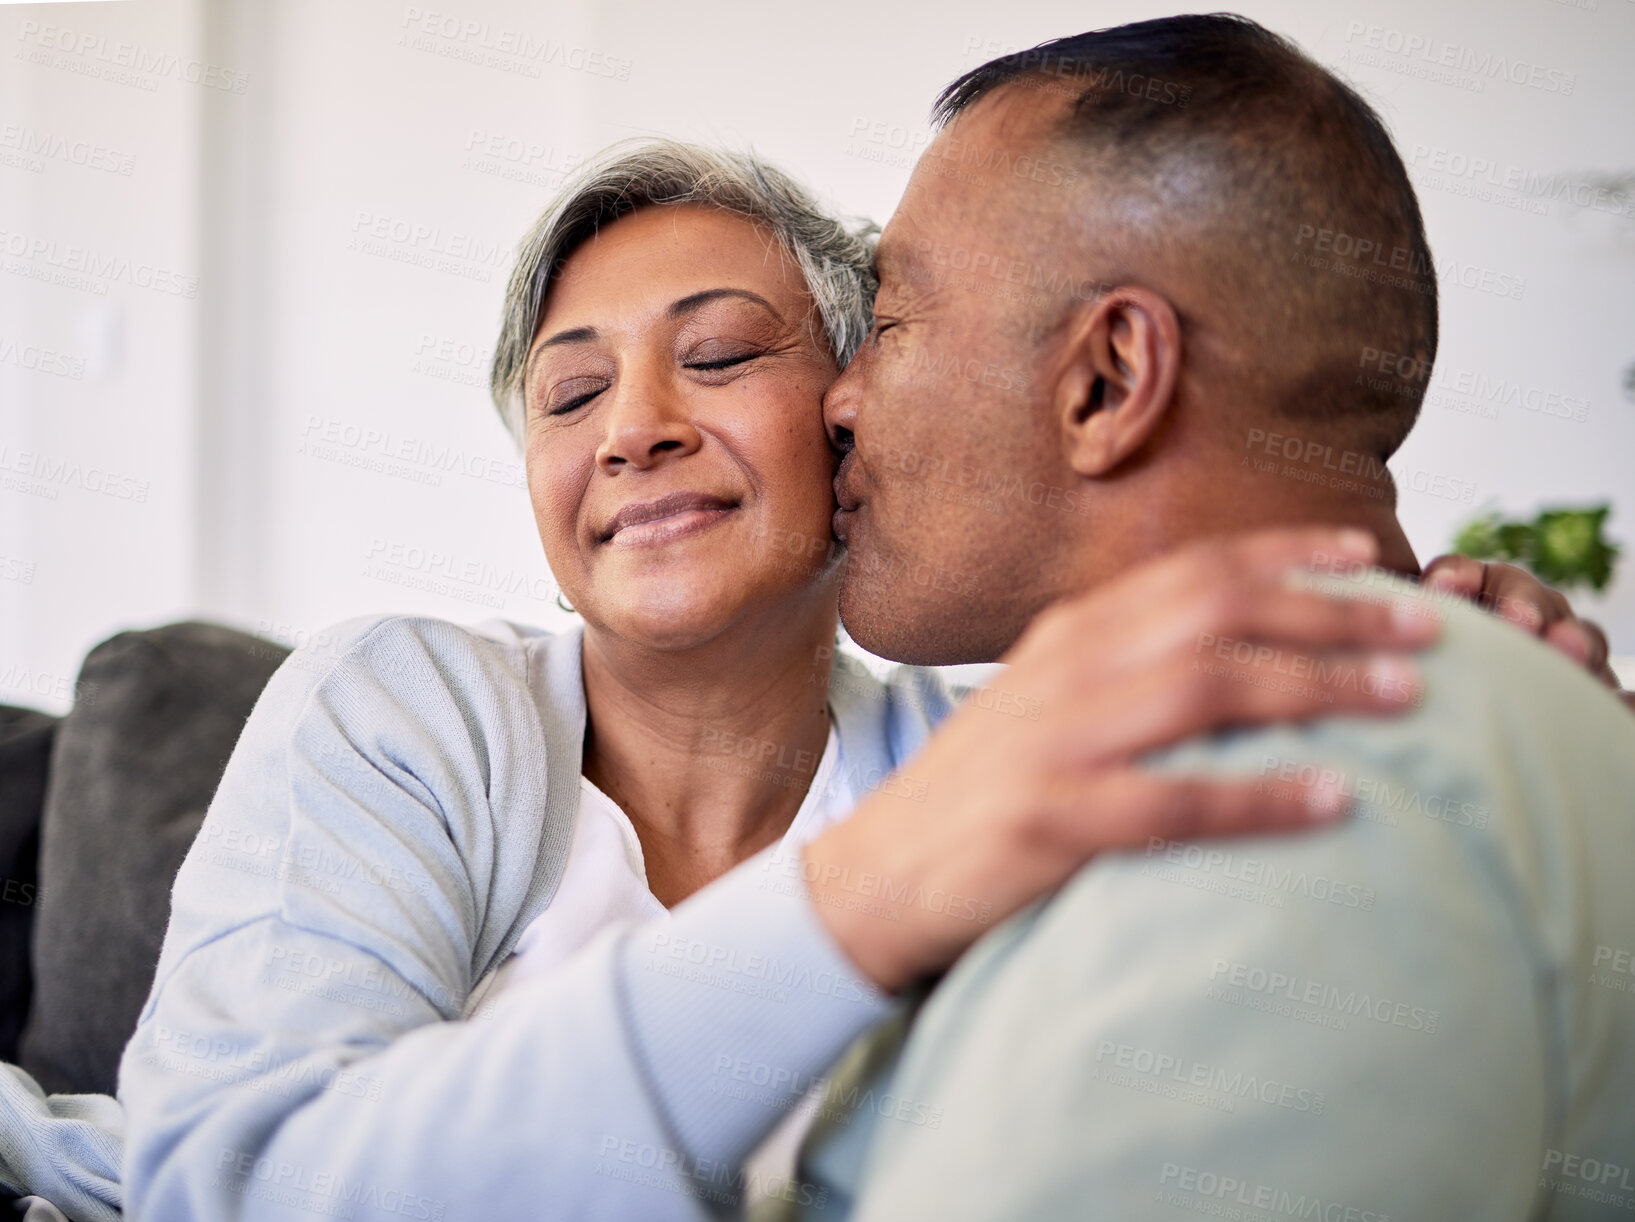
[[0, 141, 1605, 1222]]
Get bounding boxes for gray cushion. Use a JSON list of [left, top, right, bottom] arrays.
[[0, 707, 54, 1062], [18, 622, 289, 1096]]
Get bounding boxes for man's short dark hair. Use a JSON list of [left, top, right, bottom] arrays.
[[935, 13, 1438, 461]]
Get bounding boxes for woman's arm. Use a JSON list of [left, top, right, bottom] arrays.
[[120, 616, 890, 1222], [0, 1065, 122, 1222]]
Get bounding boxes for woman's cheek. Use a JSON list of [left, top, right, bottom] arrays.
[[526, 448, 588, 565]]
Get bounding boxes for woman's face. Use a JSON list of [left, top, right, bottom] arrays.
[[523, 204, 844, 650]]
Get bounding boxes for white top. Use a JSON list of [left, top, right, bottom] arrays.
[[467, 720, 853, 1205]]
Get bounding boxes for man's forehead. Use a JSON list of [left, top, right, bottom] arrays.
[[882, 89, 1073, 286], [947, 81, 1072, 150]]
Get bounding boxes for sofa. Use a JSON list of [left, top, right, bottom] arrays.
[[0, 622, 290, 1100]]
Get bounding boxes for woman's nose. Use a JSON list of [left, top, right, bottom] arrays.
[[593, 379, 702, 473]]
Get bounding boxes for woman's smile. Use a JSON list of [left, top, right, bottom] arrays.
[[599, 490, 740, 548]]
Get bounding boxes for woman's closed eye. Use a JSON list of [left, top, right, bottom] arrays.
[[686, 352, 759, 372], [537, 350, 762, 417], [682, 341, 766, 376], [545, 378, 609, 416]]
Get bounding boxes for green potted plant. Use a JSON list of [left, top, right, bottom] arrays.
[[1453, 505, 1621, 593]]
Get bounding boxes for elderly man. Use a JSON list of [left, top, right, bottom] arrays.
[[788, 14, 1635, 1221]]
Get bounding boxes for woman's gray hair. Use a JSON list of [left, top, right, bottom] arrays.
[[489, 138, 878, 447]]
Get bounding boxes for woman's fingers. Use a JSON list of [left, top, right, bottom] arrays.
[[1423, 554, 1555, 632], [1424, 554, 1619, 682], [1053, 645, 1422, 768], [1420, 551, 1487, 600], [1117, 525, 1382, 623], [1057, 767, 1349, 854], [1175, 582, 1439, 660], [1575, 619, 1613, 680], [1012, 527, 1419, 686]]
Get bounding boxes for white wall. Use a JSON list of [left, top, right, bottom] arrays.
[[3, 0, 1633, 712]]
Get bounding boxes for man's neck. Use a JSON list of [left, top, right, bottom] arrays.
[[579, 603, 838, 908], [1085, 451, 1422, 585]]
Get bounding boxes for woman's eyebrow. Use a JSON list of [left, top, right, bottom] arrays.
[[668, 287, 781, 320], [524, 325, 599, 388]]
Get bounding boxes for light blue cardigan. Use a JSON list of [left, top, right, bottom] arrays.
[[0, 615, 952, 1221]]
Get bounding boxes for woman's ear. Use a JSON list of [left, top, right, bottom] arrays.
[[1052, 286, 1181, 477]]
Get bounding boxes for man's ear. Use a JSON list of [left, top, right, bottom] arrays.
[[1052, 286, 1181, 477]]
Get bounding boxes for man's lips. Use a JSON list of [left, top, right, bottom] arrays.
[[833, 452, 863, 512], [600, 491, 738, 546], [832, 453, 863, 542]]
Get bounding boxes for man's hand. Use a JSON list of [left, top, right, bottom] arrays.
[[805, 526, 1442, 995], [1421, 554, 1630, 710]]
